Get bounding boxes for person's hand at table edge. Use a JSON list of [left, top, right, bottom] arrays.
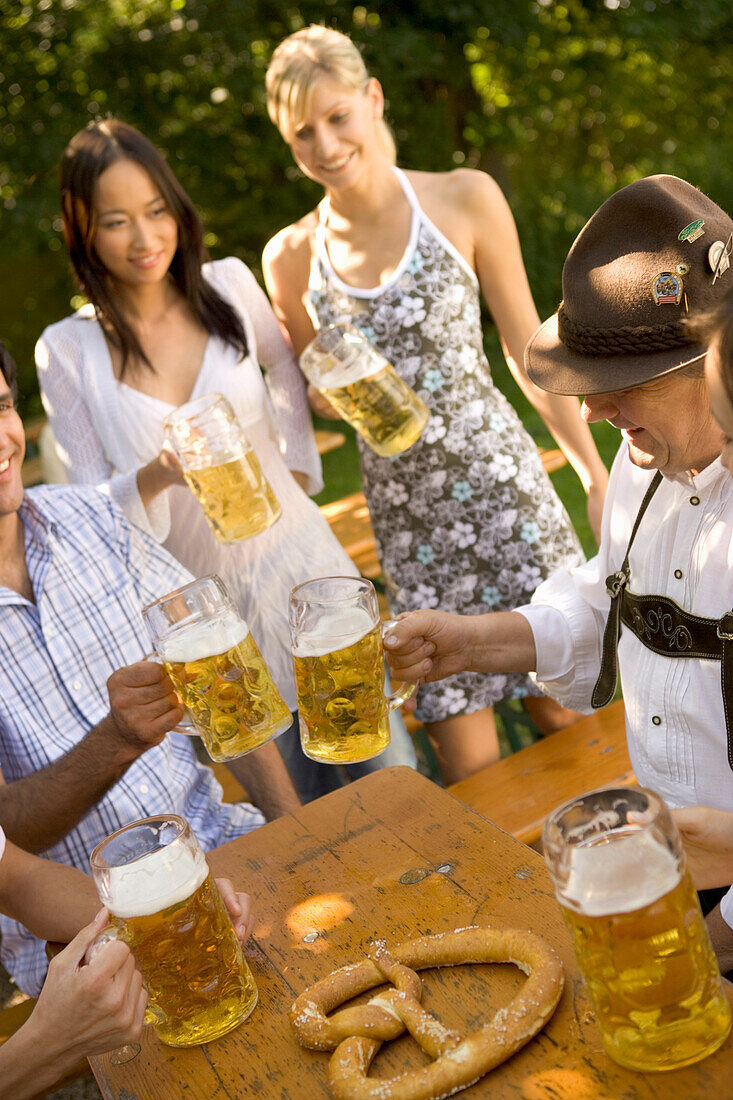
[[216, 877, 254, 943]]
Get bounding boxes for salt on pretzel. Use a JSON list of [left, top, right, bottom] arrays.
[[291, 926, 564, 1100]]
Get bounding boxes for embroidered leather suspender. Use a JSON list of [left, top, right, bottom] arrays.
[[591, 470, 733, 770], [591, 471, 662, 710]]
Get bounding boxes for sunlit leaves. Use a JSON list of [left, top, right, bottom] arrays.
[[0, 0, 731, 400]]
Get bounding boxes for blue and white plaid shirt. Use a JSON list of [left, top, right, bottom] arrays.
[[0, 486, 264, 995]]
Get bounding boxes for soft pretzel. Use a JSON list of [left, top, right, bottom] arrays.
[[291, 927, 564, 1100]]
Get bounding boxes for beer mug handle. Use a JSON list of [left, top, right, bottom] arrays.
[[381, 620, 418, 711], [86, 928, 163, 1027], [85, 926, 119, 965], [143, 652, 197, 735]]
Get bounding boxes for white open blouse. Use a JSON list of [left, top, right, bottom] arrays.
[[36, 257, 358, 708]]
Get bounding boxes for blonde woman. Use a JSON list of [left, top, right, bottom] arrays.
[[263, 26, 608, 783]]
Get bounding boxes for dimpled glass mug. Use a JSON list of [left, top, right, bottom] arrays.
[[542, 785, 731, 1071], [90, 814, 257, 1047], [164, 392, 281, 542], [299, 323, 429, 457], [289, 576, 416, 764], [143, 574, 291, 762]]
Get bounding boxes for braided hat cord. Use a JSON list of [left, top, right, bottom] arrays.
[[557, 303, 697, 357]]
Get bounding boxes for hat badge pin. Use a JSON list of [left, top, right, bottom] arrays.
[[652, 271, 683, 305], [709, 235, 732, 284], [678, 219, 705, 243]]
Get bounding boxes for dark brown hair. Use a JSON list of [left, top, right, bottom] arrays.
[[60, 119, 247, 376], [0, 342, 18, 400], [688, 285, 733, 407]]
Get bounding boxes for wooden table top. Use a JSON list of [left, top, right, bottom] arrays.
[[90, 767, 733, 1099]]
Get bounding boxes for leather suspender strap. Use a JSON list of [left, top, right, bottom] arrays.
[[620, 593, 733, 771], [722, 628, 733, 770], [591, 469, 733, 772], [591, 471, 663, 708]]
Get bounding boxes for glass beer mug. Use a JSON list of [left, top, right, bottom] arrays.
[[542, 785, 731, 1071], [90, 815, 258, 1047], [143, 575, 292, 762], [289, 576, 416, 764], [299, 323, 429, 458], [164, 392, 281, 542]]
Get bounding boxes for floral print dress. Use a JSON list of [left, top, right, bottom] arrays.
[[309, 168, 584, 722]]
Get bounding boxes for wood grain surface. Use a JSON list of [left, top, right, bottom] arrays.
[[448, 700, 635, 845], [90, 767, 733, 1099]]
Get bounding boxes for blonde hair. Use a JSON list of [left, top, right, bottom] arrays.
[[266, 25, 396, 163]]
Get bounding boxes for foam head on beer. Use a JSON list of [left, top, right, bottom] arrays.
[[159, 612, 249, 664], [291, 605, 375, 657], [97, 826, 208, 919], [561, 828, 680, 916]]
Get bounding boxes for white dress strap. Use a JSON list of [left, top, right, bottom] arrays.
[[391, 165, 422, 212], [392, 166, 478, 285], [312, 175, 421, 298]]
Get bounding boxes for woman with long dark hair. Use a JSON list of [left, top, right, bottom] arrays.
[[36, 118, 416, 800]]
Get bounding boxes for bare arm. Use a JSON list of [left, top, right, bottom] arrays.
[[0, 836, 255, 949], [135, 444, 187, 507], [0, 840, 99, 943], [263, 224, 342, 420], [0, 911, 146, 1100], [232, 258, 324, 491], [224, 740, 301, 820], [0, 662, 183, 853], [383, 609, 537, 684], [464, 171, 609, 540]]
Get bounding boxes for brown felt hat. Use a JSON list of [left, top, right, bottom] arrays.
[[525, 175, 733, 395]]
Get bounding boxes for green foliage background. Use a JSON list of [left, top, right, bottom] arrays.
[[1, 0, 731, 549]]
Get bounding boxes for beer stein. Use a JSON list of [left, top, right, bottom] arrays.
[[90, 815, 257, 1047], [542, 785, 731, 1071], [299, 323, 429, 458], [289, 576, 416, 763], [164, 393, 281, 542], [143, 575, 292, 762]]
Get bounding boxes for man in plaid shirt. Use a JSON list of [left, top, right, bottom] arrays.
[[0, 343, 300, 995]]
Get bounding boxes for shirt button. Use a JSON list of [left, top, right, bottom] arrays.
[[652, 715, 662, 726], [72, 680, 82, 691], [690, 495, 700, 505], [674, 569, 683, 579], [139, 784, 149, 794]]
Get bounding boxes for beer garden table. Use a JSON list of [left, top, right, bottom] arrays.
[[90, 766, 733, 1099]]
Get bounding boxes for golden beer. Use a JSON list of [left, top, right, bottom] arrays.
[[110, 872, 257, 1047], [559, 832, 731, 1070], [91, 816, 257, 1048], [292, 610, 391, 763], [321, 363, 429, 457], [161, 616, 292, 762], [183, 450, 281, 543]]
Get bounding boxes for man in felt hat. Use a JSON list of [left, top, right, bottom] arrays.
[[384, 175, 733, 965]]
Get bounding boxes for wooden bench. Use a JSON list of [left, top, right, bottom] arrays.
[[320, 491, 383, 579], [447, 700, 634, 848], [313, 428, 347, 455]]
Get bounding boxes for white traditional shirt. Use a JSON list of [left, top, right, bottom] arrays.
[[518, 444, 733, 921]]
